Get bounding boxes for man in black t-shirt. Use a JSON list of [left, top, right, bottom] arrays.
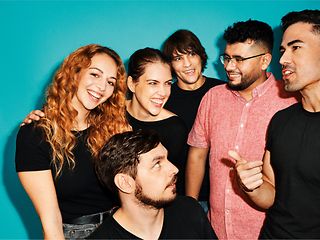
[[230, 10, 320, 239], [163, 30, 224, 211], [89, 130, 216, 239]]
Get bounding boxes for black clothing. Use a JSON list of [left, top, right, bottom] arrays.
[[165, 77, 224, 201], [88, 196, 217, 239], [165, 77, 224, 132], [127, 112, 188, 195], [15, 123, 115, 221], [261, 103, 320, 239]]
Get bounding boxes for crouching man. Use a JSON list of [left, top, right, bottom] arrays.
[[88, 130, 216, 239]]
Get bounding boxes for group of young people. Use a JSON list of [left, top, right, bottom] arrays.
[[15, 9, 320, 239]]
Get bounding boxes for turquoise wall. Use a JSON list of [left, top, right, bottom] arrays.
[[1, 0, 318, 238]]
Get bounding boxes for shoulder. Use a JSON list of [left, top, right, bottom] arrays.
[[273, 102, 300, 119], [167, 196, 203, 214], [269, 103, 301, 130], [17, 122, 46, 145], [204, 76, 225, 88]]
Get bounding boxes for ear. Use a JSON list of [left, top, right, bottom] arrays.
[[261, 53, 272, 71], [114, 173, 135, 194], [127, 76, 136, 93]]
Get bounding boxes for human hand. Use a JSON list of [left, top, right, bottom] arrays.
[[20, 110, 45, 126], [228, 150, 263, 192]]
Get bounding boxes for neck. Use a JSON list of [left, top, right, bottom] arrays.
[[114, 200, 164, 239], [300, 80, 320, 112], [238, 72, 268, 102], [177, 74, 206, 90], [72, 107, 89, 131]]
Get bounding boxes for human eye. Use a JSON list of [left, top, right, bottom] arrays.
[[166, 80, 173, 86], [292, 45, 301, 51], [148, 80, 158, 85], [107, 80, 115, 86], [90, 72, 100, 78], [173, 56, 181, 61], [153, 161, 161, 169], [223, 55, 231, 62], [234, 56, 244, 63]]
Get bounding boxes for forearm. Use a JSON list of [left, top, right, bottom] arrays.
[[185, 148, 208, 199], [246, 180, 275, 209], [40, 209, 64, 239]]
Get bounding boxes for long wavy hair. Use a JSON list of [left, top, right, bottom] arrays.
[[38, 44, 131, 178]]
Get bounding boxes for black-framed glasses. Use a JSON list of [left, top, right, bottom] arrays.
[[219, 53, 266, 65]]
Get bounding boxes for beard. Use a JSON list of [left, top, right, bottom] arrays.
[[134, 177, 177, 209], [227, 71, 260, 91]]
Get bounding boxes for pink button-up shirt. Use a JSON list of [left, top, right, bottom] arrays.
[[188, 73, 298, 240]]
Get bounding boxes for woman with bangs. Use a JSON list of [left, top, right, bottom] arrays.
[[15, 44, 130, 239]]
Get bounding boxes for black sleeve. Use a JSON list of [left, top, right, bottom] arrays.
[[15, 123, 51, 172], [187, 197, 217, 239]]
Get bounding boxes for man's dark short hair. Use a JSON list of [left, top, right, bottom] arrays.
[[162, 29, 208, 72], [223, 19, 274, 53], [281, 9, 320, 34], [96, 130, 161, 195]]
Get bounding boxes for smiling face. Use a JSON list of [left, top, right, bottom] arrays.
[[71, 53, 117, 116], [224, 40, 269, 92], [280, 22, 320, 92], [171, 50, 204, 89], [129, 61, 172, 119], [134, 143, 178, 209]]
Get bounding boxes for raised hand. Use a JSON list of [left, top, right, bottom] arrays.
[[228, 150, 263, 192]]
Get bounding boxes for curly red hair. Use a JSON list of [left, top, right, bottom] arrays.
[[38, 44, 131, 177]]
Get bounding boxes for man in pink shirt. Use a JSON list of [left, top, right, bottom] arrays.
[[186, 19, 298, 239]]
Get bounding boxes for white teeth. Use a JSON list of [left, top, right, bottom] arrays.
[[185, 69, 194, 74], [151, 99, 163, 105], [88, 90, 101, 99], [284, 70, 292, 75]]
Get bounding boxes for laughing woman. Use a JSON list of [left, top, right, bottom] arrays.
[[126, 48, 188, 195], [15, 44, 130, 239]]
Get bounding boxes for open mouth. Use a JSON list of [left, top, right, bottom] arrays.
[[88, 89, 102, 101]]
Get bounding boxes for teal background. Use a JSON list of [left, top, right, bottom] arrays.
[[1, 0, 318, 238]]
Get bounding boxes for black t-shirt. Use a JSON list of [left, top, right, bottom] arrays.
[[261, 103, 320, 239], [165, 76, 224, 200], [88, 196, 217, 239], [15, 123, 115, 221], [127, 112, 188, 195], [165, 76, 224, 132]]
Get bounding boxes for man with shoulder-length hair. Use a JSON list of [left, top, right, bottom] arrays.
[[187, 19, 298, 239], [232, 9, 320, 239], [162, 29, 224, 211], [89, 130, 217, 239]]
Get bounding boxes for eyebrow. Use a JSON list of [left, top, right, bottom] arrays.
[[89, 67, 103, 73], [152, 155, 165, 162], [280, 39, 304, 51], [89, 67, 117, 80]]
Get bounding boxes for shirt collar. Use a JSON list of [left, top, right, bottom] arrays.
[[231, 72, 275, 99]]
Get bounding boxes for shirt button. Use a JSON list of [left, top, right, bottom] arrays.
[[235, 145, 239, 150], [246, 102, 250, 107], [226, 189, 230, 193], [226, 209, 230, 214], [240, 123, 244, 128]]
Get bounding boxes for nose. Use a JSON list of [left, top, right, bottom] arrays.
[[183, 55, 191, 67], [96, 79, 106, 91], [279, 50, 290, 66], [158, 83, 170, 97], [168, 160, 179, 175]]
